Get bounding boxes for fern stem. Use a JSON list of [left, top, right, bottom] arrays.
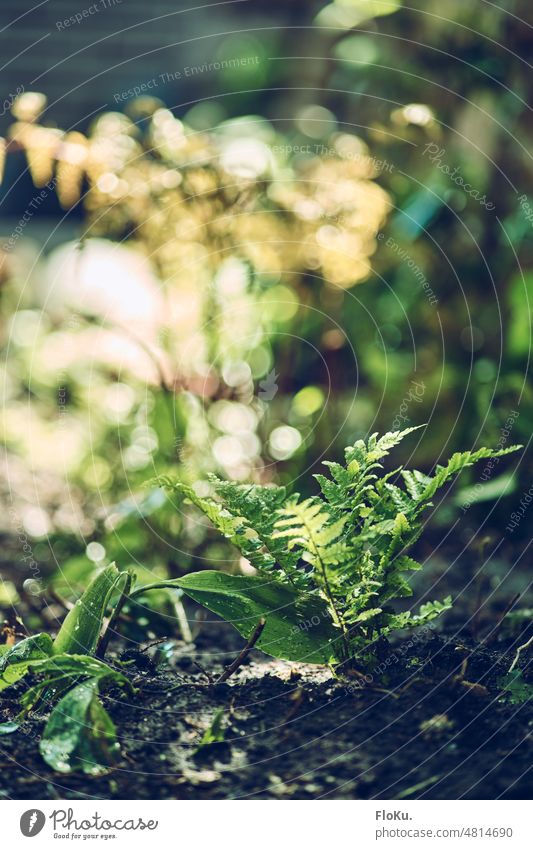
[[300, 516, 351, 659]]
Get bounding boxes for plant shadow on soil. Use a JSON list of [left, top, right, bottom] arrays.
[[1, 616, 532, 801]]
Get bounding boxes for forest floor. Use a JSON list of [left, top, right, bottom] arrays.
[[1, 617, 532, 800]]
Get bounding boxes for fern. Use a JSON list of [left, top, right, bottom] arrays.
[[158, 428, 521, 666]]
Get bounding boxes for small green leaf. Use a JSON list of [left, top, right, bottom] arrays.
[[0, 721, 20, 734], [349, 607, 382, 625], [28, 653, 131, 686], [20, 654, 133, 712], [53, 564, 125, 656], [40, 679, 121, 775], [0, 633, 54, 692], [197, 708, 226, 749], [412, 596, 453, 625], [176, 571, 340, 663], [499, 671, 533, 705], [396, 555, 423, 571]]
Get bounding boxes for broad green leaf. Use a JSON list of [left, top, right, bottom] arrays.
[[53, 564, 125, 656], [27, 654, 131, 689], [0, 721, 20, 734], [8, 654, 134, 717], [197, 708, 226, 749], [40, 679, 120, 775], [0, 633, 54, 692], [176, 571, 340, 664]]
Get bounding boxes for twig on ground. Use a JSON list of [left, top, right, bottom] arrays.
[[215, 618, 266, 684], [192, 660, 214, 684], [508, 633, 533, 673]]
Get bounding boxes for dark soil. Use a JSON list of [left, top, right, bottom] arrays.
[[1, 618, 532, 800]]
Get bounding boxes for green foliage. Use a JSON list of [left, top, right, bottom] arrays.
[[0, 633, 54, 692], [160, 428, 520, 665], [317, 0, 402, 28], [0, 577, 134, 774], [18, 654, 132, 714], [174, 572, 338, 664], [52, 563, 129, 656], [499, 671, 533, 705], [197, 708, 226, 750], [0, 648, 133, 773], [40, 678, 122, 775]]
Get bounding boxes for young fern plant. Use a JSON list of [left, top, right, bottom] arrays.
[[158, 427, 521, 666], [0, 429, 520, 773]]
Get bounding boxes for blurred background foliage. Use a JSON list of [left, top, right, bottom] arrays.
[[0, 0, 531, 630]]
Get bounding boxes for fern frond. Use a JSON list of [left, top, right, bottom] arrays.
[[420, 445, 522, 502], [157, 430, 521, 666], [401, 469, 432, 500], [274, 498, 346, 558], [348, 425, 424, 466]]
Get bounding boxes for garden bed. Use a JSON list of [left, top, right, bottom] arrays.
[[1, 621, 531, 801]]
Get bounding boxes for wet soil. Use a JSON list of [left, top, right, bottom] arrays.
[[1, 619, 532, 800]]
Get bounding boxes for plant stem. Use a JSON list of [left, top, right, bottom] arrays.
[[129, 580, 180, 599], [173, 595, 193, 643], [301, 515, 351, 660], [215, 618, 265, 683]]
